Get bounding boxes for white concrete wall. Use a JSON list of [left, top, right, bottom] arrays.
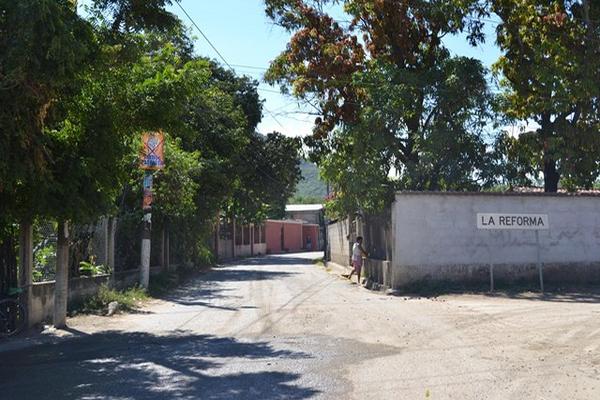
[[254, 243, 267, 256], [235, 244, 252, 257], [328, 219, 351, 267], [29, 269, 140, 325], [218, 239, 233, 260], [391, 192, 600, 287]]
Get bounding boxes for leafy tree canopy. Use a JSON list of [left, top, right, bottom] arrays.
[[492, 0, 600, 191], [265, 0, 495, 217]]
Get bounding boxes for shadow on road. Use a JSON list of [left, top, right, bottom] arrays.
[[396, 285, 600, 304], [161, 283, 243, 310], [155, 254, 317, 310], [484, 288, 600, 304], [0, 330, 319, 400], [223, 254, 320, 267], [206, 268, 299, 282]]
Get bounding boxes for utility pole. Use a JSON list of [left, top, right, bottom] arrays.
[[140, 131, 165, 288], [140, 172, 153, 288], [324, 181, 330, 260]]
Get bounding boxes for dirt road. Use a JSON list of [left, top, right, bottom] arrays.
[[1, 252, 600, 399]]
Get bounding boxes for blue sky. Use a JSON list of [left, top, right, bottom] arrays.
[[82, 1, 502, 137]]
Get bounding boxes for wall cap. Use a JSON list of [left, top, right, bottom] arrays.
[[396, 190, 600, 198]]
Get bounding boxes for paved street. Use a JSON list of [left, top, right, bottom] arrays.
[[2, 252, 600, 399]]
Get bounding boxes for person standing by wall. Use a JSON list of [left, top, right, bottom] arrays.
[[346, 236, 368, 284]]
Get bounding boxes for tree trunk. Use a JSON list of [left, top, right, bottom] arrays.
[[107, 216, 116, 281], [53, 221, 69, 329], [540, 115, 559, 193], [543, 158, 560, 192], [18, 222, 32, 288], [0, 227, 17, 297]]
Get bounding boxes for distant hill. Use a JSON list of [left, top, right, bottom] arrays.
[[291, 161, 327, 203]]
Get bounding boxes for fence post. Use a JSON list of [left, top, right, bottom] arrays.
[[250, 223, 254, 256], [215, 214, 220, 263], [19, 221, 34, 327], [53, 221, 69, 328], [232, 217, 237, 258]]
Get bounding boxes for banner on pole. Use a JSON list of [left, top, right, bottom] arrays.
[[140, 131, 165, 170], [142, 172, 153, 210]]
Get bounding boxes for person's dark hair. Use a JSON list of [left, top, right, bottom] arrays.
[[356, 236, 363, 241]]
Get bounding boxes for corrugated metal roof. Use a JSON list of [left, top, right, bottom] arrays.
[[285, 204, 324, 212]]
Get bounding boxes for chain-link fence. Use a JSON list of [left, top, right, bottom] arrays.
[[3, 210, 217, 287], [115, 211, 142, 271], [33, 221, 57, 282], [32, 219, 114, 282]]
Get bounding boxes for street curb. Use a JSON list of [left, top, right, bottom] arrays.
[[0, 328, 79, 354]]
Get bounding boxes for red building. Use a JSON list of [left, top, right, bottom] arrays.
[[265, 220, 320, 254]]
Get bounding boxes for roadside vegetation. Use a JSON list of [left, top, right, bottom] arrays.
[[72, 261, 212, 315], [1, 0, 302, 325], [73, 285, 149, 315]]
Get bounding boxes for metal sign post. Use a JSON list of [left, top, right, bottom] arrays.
[[477, 213, 549, 293], [487, 232, 494, 292], [535, 230, 544, 293], [139, 131, 165, 288]]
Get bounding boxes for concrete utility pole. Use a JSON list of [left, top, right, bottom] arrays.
[[140, 172, 153, 288], [139, 131, 165, 288]]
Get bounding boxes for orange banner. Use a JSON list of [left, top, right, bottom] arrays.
[[140, 131, 165, 170]]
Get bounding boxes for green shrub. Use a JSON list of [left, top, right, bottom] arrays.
[[77, 284, 148, 314], [79, 257, 111, 277]]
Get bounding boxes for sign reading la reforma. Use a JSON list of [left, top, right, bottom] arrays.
[[477, 213, 549, 230]]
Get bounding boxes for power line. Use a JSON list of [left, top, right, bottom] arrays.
[[230, 63, 269, 71], [173, 0, 287, 130], [173, 0, 233, 70], [173, 0, 304, 190]]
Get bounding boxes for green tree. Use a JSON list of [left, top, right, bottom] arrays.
[[0, 0, 95, 221], [492, 0, 600, 191], [230, 132, 302, 221], [265, 0, 495, 216], [90, 0, 180, 33], [0, 0, 202, 325], [0, 0, 98, 325]]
